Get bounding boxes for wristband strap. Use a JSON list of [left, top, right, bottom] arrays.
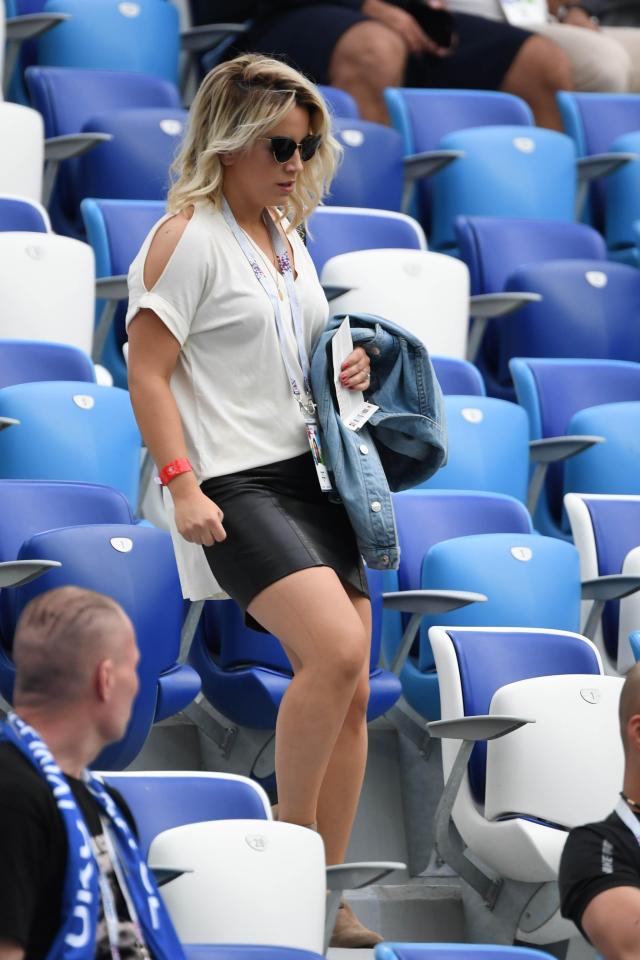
[[159, 458, 193, 486]]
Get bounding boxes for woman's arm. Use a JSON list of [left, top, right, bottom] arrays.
[[127, 216, 226, 547]]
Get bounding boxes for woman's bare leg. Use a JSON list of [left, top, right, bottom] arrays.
[[248, 566, 369, 829]]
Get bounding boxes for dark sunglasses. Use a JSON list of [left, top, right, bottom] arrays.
[[262, 134, 322, 164]]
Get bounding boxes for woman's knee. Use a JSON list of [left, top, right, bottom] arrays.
[[330, 21, 407, 89], [317, 623, 369, 687], [345, 674, 371, 728], [505, 34, 573, 94]]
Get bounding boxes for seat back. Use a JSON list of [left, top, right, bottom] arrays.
[[13, 523, 185, 768], [317, 84, 359, 119], [0, 340, 94, 389], [0, 195, 50, 231], [0, 381, 141, 506], [419, 396, 529, 502], [37, 0, 180, 84], [377, 946, 559, 960], [100, 771, 271, 857], [565, 493, 640, 669], [0, 232, 95, 352], [326, 119, 405, 210], [418, 533, 582, 671], [149, 820, 326, 951], [321, 250, 469, 358], [558, 91, 640, 228], [431, 356, 485, 397], [430, 626, 602, 803], [485, 674, 623, 826], [455, 216, 607, 295], [78, 108, 187, 202], [605, 130, 640, 255], [306, 206, 426, 274], [385, 89, 533, 233], [565, 401, 640, 498], [0, 103, 43, 201], [430, 127, 576, 252]]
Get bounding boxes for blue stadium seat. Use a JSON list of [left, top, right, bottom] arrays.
[[317, 84, 360, 119], [564, 401, 640, 499], [0, 195, 50, 231], [189, 567, 402, 730], [306, 206, 426, 274], [26, 66, 181, 235], [430, 357, 485, 397], [100, 771, 271, 858], [384, 490, 533, 719], [455, 216, 607, 296], [0, 339, 95, 388], [376, 946, 556, 960], [385, 88, 533, 234], [81, 198, 166, 387], [37, 0, 180, 84], [485, 259, 640, 401], [510, 358, 640, 537], [604, 130, 640, 266], [429, 127, 577, 253], [6, 523, 201, 768], [327, 119, 407, 210], [183, 949, 323, 960], [557, 91, 640, 235], [0, 381, 142, 508]]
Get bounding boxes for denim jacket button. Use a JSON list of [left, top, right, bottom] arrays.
[[359, 443, 369, 455], [381, 554, 390, 566], [370, 347, 381, 356], [370, 500, 382, 512]]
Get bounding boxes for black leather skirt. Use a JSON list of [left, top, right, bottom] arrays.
[[200, 452, 368, 631]]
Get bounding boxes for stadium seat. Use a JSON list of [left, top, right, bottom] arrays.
[[36, 0, 180, 83], [0, 101, 44, 201], [511, 357, 640, 537], [5, 522, 201, 768], [376, 947, 556, 960], [0, 339, 95, 388], [81, 198, 166, 386], [0, 194, 50, 230], [26, 66, 181, 235], [430, 357, 485, 397], [557, 91, 640, 236], [317, 84, 359, 119], [306, 206, 426, 275], [0, 381, 141, 507], [428, 127, 578, 254], [0, 231, 95, 354], [565, 493, 640, 674], [385, 88, 533, 234], [563, 401, 640, 499], [429, 626, 622, 944], [488, 260, 640, 401], [604, 130, 640, 266]]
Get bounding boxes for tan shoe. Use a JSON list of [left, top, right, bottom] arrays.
[[329, 899, 384, 948]]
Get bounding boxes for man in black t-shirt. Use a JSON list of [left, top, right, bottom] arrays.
[[0, 587, 163, 960], [560, 664, 640, 958]]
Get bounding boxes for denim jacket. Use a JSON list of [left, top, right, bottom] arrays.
[[310, 313, 447, 570]]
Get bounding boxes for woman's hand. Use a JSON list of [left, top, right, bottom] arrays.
[[362, 0, 450, 55], [171, 482, 227, 546], [340, 346, 371, 391]]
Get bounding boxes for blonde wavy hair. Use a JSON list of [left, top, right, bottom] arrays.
[[168, 54, 341, 230]]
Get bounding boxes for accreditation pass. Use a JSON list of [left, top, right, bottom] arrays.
[[332, 316, 379, 431]]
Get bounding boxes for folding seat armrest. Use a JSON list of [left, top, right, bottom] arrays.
[[382, 590, 487, 675], [0, 559, 62, 588], [427, 714, 533, 906], [4, 13, 69, 90], [151, 865, 193, 887], [180, 23, 249, 53], [43, 134, 113, 206], [401, 150, 463, 212], [179, 599, 205, 662], [322, 284, 352, 302], [576, 152, 637, 217], [466, 292, 541, 362], [325, 861, 406, 951], [526, 435, 605, 515], [0, 418, 19, 432], [581, 574, 640, 641], [93, 275, 129, 362]]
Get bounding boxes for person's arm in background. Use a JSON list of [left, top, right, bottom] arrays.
[[0, 942, 24, 960], [547, 0, 599, 29]]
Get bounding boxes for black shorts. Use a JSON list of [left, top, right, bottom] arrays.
[[201, 451, 368, 631], [232, 5, 531, 90]]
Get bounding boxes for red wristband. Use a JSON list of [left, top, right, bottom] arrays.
[[159, 458, 193, 486]]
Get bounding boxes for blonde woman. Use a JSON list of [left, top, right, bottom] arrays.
[[126, 55, 380, 947]]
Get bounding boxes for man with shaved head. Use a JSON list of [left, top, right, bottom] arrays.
[[560, 662, 640, 957], [0, 586, 185, 960]]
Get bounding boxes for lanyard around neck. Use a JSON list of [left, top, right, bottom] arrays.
[[221, 196, 315, 416], [615, 797, 640, 843]]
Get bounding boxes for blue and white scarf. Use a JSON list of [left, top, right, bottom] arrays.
[[0, 713, 186, 960]]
